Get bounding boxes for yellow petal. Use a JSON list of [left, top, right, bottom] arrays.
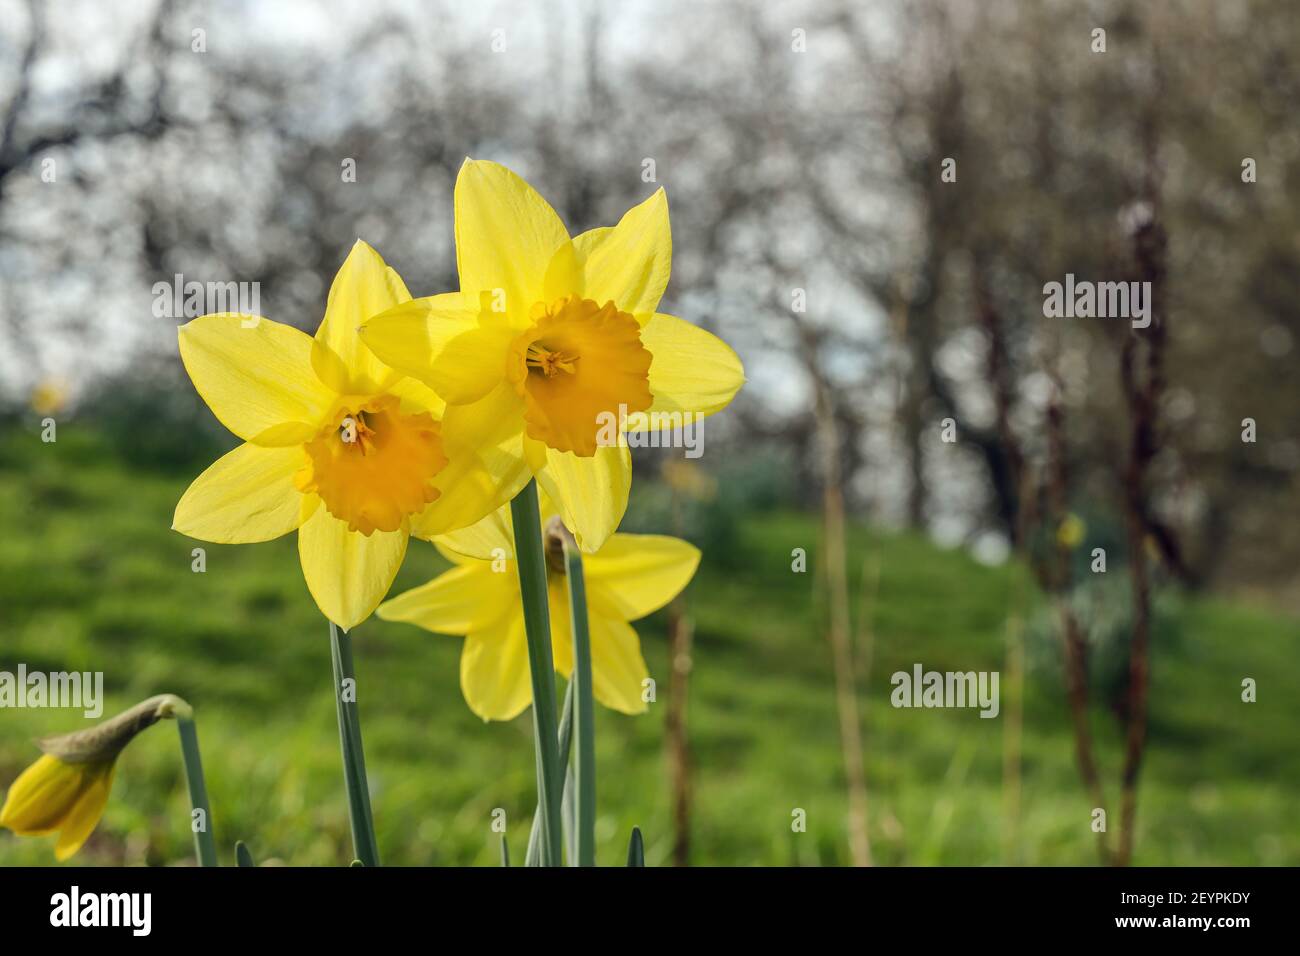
[[536, 487, 561, 524], [571, 188, 671, 321], [455, 159, 569, 320], [53, 764, 115, 861], [248, 421, 319, 447], [178, 314, 335, 443], [378, 561, 513, 634], [298, 503, 408, 630], [432, 541, 475, 566], [460, 613, 532, 721], [584, 534, 701, 620], [548, 575, 574, 678], [533, 443, 632, 553], [0, 754, 88, 834], [411, 381, 531, 539], [314, 240, 412, 394], [434, 505, 515, 561], [386, 374, 446, 420], [523, 433, 549, 473], [173, 443, 307, 544], [360, 292, 515, 405], [635, 312, 745, 428], [434, 487, 561, 560], [587, 614, 649, 714], [543, 239, 581, 302]]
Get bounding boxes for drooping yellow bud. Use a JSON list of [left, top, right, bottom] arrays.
[[0, 694, 190, 860]]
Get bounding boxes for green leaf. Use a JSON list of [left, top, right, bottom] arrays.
[[526, 680, 575, 866], [329, 621, 380, 867], [509, 480, 565, 866], [235, 840, 255, 868], [561, 754, 576, 865], [627, 827, 645, 867], [175, 715, 218, 867], [563, 539, 597, 867], [500, 833, 511, 867]]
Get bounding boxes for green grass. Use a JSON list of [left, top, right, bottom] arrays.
[[0, 422, 1296, 865]]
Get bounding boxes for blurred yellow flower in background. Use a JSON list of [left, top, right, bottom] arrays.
[[360, 159, 744, 554], [173, 241, 506, 629], [1056, 513, 1086, 550], [378, 496, 700, 721], [661, 459, 717, 502], [29, 378, 69, 417]]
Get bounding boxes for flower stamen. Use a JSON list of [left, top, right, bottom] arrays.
[[526, 344, 580, 378], [296, 396, 447, 535], [338, 412, 376, 455], [507, 296, 653, 456]]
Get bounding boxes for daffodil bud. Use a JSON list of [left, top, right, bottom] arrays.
[[1, 695, 192, 861], [36, 694, 192, 764], [543, 516, 575, 574]]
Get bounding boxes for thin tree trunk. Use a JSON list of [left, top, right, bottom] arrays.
[[1116, 178, 1167, 867], [1045, 393, 1113, 865], [814, 380, 872, 867]]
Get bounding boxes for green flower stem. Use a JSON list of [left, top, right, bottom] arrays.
[[509, 479, 564, 866], [563, 538, 596, 867], [330, 621, 380, 867], [526, 679, 574, 866], [561, 753, 577, 865], [174, 713, 218, 867], [627, 826, 645, 867]]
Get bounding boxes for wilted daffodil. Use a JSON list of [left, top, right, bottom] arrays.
[[378, 497, 700, 721], [358, 159, 745, 553], [174, 241, 507, 629], [0, 695, 189, 861]]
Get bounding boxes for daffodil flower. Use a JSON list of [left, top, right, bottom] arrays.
[[378, 498, 701, 721], [0, 695, 191, 861], [0, 755, 114, 861], [173, 241, 507, 629], [359, 160, 745, 553]]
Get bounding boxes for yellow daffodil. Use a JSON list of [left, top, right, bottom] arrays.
[[173, 241, 505, 629], [1, 756, 115, 861], [378, 498, 701, 721], [358, 159, 745, 553], [1, 695, 186, 861]]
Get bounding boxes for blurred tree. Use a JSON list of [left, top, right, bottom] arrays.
[[0, 0, 1295, 598]]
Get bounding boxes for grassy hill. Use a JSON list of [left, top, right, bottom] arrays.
[[1, 422, 1296, 865]]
